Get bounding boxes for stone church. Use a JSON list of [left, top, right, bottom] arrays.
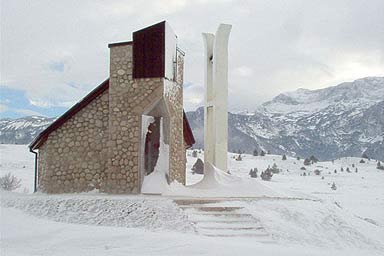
[[29, 21, 195, 194]]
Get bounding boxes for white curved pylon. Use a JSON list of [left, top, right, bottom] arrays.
[[203, 24, 232, 172]]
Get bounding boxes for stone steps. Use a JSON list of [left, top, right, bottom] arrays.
[[174, 198, 271, 240]]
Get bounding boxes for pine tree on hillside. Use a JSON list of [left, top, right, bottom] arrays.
[[282, 154, 287, 160], [309, 155, 319, 164], [304, 158, 311, 166], [253, 149, 258, 156], [271, 163, 279, 174]]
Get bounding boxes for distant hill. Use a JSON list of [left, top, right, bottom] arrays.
[[186, 77, 384, 161], [1, 77, 383, 160], [0, 116, 55, 144]]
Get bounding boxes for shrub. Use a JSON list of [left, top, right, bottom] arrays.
[[377, 161, 384, 170], [314, 169, 321, 175], [0, 173, 21, 191], [300, 166, 306, 170], [346, 167, 351, 173], [282, 154, 287, 160], [260, 150, 266, 156], [236, 154, 242, 161], [309, 155, 319, 163], [191, 158, 204, 174], [331, 182, 337, 190], [296, 156, 300, 160], [303, 158, 311, 166], [253, 149, 258, 156], [261, 168, 273, 181], [249, 168, 258, 178], [271, 163, 279, 174], [359, 159, 365, 163], [192, 150, 198, 158]]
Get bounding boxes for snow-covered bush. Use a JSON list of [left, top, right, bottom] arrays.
[[0, 173, 21, 191], [191, 158, 204, 174], [236, 154, 242, 161], [331, 182, 337, 190], [249, 168, 258, 178], [260, 150, 266, 156], [261, 168, 273, 181], [359, 159, 365, 163], [271, 163, 279, 174], [314, 169, 321, 175], [377, 161, 384, 170], [303, 158, 311, 166]]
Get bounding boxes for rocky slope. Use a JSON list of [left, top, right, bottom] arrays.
[[186, 77, 384, 160], [0, 116, 55, 144]]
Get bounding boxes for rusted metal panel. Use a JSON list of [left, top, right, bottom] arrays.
[[133, 21, 165, 78]]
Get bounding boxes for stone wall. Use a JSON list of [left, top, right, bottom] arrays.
[[107, 44, 164, 193], [37, 91, 109, 193], [164, 50, 185, 184]]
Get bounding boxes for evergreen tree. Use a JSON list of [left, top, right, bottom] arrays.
[[304, 158, 311, 166], [282, 154, 287, 160], [362, 153, 369, 159], [253, 149, 258, 156], [261, 167, 273, 181], [309, 155, 319, 164], [260, 150, 266, 156], [271, 163, 279, 174]]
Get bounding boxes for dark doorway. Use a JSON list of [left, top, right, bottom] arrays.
[[144, 117, 161, 175]]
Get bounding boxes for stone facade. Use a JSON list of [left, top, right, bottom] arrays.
[[106, 44, 165, 193], [34, 22, 190, 194], [38, 91, 109, 193]]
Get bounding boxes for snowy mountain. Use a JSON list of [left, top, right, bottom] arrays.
[[0, 116, 55, 144], [1, 77, 383, 160], [186, 77, 384, 161]]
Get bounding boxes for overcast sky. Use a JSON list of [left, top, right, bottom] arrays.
[[1, 0, 383, 117]]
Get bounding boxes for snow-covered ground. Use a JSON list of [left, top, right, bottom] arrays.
[[1, 144, 384, 255]]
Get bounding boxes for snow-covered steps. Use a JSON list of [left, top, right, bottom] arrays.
[[174, 199, 271, 240]]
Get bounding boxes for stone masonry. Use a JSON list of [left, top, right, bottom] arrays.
[[33, 22, 190, 194], [37, 91, 109, 193]]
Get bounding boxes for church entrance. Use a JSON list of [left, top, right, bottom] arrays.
[[144, 117, 161, 175]]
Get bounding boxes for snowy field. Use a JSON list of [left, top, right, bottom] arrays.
[[1, 144, 384, 255]]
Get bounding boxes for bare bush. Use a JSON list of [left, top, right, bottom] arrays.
[[0, 173, 22, 191]]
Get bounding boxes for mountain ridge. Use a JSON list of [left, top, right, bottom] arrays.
[[1, 77, 383, 160]]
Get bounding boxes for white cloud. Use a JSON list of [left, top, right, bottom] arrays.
[[1, 0, 383, 112]]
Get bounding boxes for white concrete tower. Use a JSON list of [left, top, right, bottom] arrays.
[[203, 24, 232, 172]]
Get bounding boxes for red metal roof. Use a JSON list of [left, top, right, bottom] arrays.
[[29, 79, 195, 150]]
